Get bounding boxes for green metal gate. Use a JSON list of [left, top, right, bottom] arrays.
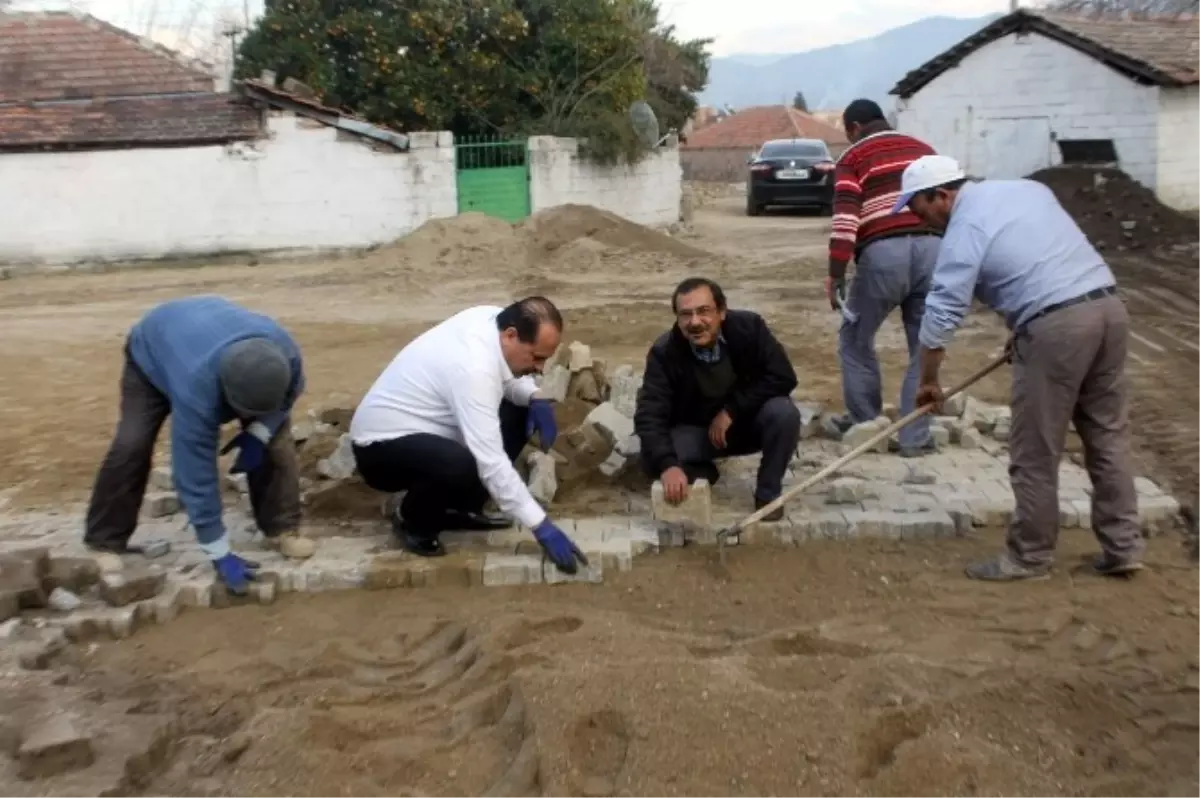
[[455, 135, 531, 223]]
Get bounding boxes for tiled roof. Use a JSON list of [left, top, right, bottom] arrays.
[[0, 94, 262, 150], [0, 10, 215, 102], [0, 10, 263, 149], [682, 105, 848, 149], [891, 8, 1199, 98]]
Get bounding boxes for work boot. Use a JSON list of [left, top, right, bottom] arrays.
[[755, 497, 785, 523], [263, 530, 316, 560], [965, 553, 1050, 582], [898, 438, 939, 459], [1092, 553, 1145, 577]]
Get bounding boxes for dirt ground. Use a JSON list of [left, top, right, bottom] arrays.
[[0, 184, 1197, 796]]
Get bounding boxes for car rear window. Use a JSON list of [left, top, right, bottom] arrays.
[[759, 141, 829, 159]]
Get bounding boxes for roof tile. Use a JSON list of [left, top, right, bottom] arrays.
[[683, 105, 848, 149]]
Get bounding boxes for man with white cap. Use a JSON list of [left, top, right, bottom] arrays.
[[895, 155, 1143, 581], [85, 295, 313, 595]]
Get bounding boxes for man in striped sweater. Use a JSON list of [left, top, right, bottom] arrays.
[[827, 99, 942, 456]]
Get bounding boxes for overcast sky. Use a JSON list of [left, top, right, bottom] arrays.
[[20, 0, 1020, 58]]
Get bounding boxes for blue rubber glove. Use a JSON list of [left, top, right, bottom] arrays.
[[533, 518, 589, 575], [212, 552, 260, 595], [525, 398, 558, 452], [220, 422, 271, 474]]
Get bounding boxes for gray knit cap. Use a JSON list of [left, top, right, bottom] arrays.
[[219, 338, 291, 417]]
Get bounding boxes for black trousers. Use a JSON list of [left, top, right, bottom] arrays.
[[352, 400, 529, 538], [641, 395, 801, 502]]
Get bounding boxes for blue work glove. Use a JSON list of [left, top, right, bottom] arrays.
[[212, 552, 260, 595], [533, 518, 589, 575], [220, 422, 271, 474], [525, 398, 558, 452]]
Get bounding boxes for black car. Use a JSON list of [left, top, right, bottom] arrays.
[[745, 138, 836, 216]]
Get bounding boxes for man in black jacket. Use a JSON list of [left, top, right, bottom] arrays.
[[634, 277, 801, 521]]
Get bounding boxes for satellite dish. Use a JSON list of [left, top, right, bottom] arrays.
[[629, 101, 660, 149]]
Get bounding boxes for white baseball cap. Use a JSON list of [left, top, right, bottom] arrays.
[[891, 155, 966, 214]]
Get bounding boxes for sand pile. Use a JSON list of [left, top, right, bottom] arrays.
[[368, 206, 707, 277], [1029, 166, 1198, 254]]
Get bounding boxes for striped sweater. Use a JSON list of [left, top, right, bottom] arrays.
[[829, 129, 940, 271]]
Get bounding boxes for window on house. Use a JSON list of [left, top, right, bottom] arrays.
[[1057, 139, 1119, 165]]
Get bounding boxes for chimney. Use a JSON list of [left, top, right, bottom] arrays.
[[1010, 0, 1018, 10]]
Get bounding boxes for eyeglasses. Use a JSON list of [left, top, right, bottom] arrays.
[[676, 305, 717, 322]]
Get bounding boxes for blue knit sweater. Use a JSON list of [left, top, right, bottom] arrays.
[[127, 295, 304, 558]]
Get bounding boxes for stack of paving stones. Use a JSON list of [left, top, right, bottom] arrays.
[[0, 391, 1183, 653]]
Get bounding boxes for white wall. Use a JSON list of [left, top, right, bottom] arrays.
[[895, 32, 1160, 188], [528, 135, 682, 227], [0, 115, 458, 265], [1156, 85, 1200, 212], [1, 119, 683, 266]]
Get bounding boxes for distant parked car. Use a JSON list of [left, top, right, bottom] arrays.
[[745, 138, 836, 216]]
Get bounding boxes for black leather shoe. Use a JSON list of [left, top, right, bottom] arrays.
[[389, 511, 446, 557], [441, 509, 510, 531], [754, 498, 785, 522]]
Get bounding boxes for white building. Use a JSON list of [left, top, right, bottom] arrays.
[[889, 9, 1199, 212]]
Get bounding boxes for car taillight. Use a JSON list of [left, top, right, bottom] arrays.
[[813, 161, 835, 172], [750, 163, 773, 173]]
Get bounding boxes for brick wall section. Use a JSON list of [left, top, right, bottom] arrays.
[[895, 31, 1160, 189], [1156, 85, 1199, 211], [527, 136, 682, 227], [0, 115, 457, 265]]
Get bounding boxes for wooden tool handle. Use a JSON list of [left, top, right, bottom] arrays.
[[730, 353, 1010, 532]]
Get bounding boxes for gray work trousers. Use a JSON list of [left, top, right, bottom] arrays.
[[838, 235, 940, 448], [1007, 294, 1142, 567]]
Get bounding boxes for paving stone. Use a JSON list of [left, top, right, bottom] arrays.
[[408, 558, 475, 588], [178, 577, 216, 608], [541, 552, 604, 583], [482, 554, 544, 586], [1059, 501, 1080, 529], [842, 419, 889, 453], [929, 426, 951, 447], [107, 606, 138, 638], [580, 539, 634, 572], [959, 428, 984, 449], [902, 466, 937, 486], [608, 364, 642, 418], [796, 402, 823, 440], [316, 433, 357, 480], [1134, 476, 1163, 497], [614, 434, 641, 458], [898, 509, 957, 539], [538, 365, 571, 402], [150, 466, 174, 491], [0, 547, 49, 610], [1071, 499, 1093, 530], [143, 491, 180, 518], [788, 509, 850, 541], [16, 627, 68, 670], [567, 341, 593, 371], [58, 612, 107, 643], [141, 539, 173, 559], [17, 714, 95, 779], [146, 584, 182, 624], [656, 524, 687, 548], [585, 402, 635, 445], [291, 421, 314, 443], [826, 478, 877, 505], [43, 555, 101, 595], [98, 566, 166, 607], [1140, 495, 1181, 524], [651, 478, 712, 532], [841, 509, 904, 539], [942, 393, 969, 418], [46, 587, 82, 613], [568, 369, 603, 403], [526, 451, 558, 506], [597, 450, 632, 478], [992, 416, 1012, 442]]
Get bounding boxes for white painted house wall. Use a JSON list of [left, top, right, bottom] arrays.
[[0, 117, 683, 266], [894, 31, 1160, 188], [527, 135, 682, 227], [1156, 85, 1200, 211]]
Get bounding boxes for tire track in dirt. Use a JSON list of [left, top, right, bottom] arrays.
[[1110, 257, 1200, 528]]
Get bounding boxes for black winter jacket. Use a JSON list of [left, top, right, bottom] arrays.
[[633, 309, 798, 475]]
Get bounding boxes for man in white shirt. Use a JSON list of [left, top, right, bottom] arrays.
[[349, 297, 589, 574]]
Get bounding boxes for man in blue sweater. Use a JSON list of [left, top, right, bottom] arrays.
[[85, 296, 312, 594]]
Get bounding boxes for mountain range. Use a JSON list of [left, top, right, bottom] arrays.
[[698, 14, 1003, 111]]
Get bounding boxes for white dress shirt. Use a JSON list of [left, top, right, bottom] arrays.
[[350, 306, 545, 529]]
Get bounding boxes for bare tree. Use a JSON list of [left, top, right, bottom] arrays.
[[1043, 0, 1198, 13]]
